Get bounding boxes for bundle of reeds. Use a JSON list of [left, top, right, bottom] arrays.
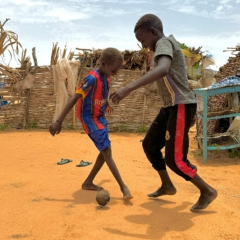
[[51, 43, 75, 65], [0, 63, 22, 82], [18, 49, 29, 69], [0, 18, 22, 64], [75, 48, 96, 68], [122, 48, 149, 70], [73, 48, 150, 70]]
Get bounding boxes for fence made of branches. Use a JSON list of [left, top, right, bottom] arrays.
[[0, 65, 163, 131]]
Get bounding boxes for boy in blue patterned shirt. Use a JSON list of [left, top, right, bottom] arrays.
[[50, 48, 133, 200]]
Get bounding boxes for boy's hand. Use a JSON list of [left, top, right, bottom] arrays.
[[105, 105, 114, 114], [110, 87, 130, 104], [49, 121, 62, 136]]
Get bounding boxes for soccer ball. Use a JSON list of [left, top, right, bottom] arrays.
[[96, 190, 110, 206]]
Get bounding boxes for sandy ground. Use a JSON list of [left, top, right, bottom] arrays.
[[1, 127, 240, 240]]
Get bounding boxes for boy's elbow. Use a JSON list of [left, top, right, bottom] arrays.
[[161, 67, 169, 76], [155, 65, 169, 78]]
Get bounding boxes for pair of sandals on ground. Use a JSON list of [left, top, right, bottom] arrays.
[[57, 158, 92, 167]]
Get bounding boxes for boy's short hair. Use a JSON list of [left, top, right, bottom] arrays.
[[134, 14, 163, 33], [99, 48, 123, 65]]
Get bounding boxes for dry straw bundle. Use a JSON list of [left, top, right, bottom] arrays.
[[73, 47, 150, 71], [0, 18, 22, 64], [0, 18, 24, 84], [51, 43, 75, 65]]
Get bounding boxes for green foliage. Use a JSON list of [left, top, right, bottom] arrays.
[[179, 42, 188, 49], [228, 148, 240, 158], [114, 125, 130, 132], [64, 124, 75, 130], [193, 149, 203, 156], [209, 143, 219, 147], [136, 125, 149, 133], [27, 121, 38, 129], [193, 62, 200, 69], [0, 123, 10, 130], [208, 143, 221, 156]]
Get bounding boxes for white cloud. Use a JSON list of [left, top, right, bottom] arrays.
[[219, 0, 232, 4], [199, 0, 208, 4], [160, 0, 239, 23], [68, 0, 148, 3], [8, 0, 47, 6], [170, 5, 196, 14], [216, 5, 224, 12], [0, 0, 138, 24], [44, 8, 90, 21], [122, 0, 149, 3]]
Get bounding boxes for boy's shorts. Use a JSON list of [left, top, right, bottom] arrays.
[[88, 128, 111, 152]]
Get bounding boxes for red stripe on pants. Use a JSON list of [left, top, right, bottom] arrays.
[[174, 104, 196, 178]]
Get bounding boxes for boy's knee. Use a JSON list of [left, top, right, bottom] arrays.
[[102, 146, 112, 157]]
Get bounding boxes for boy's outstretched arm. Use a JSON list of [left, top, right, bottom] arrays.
[[49, 94, 81, 136], [110, 55, 171, 104]]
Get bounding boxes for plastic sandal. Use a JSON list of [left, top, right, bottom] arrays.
[[57, 158, 73, 165], [76, 160, 92, 167]]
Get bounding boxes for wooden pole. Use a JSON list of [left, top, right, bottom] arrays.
[[73, 50, 90, 128], [201, 54, 205, 87], [31, 47, 38, 73], [23, 89, 31, 129]]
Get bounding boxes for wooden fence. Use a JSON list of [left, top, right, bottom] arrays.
[[0, 66, 163, 131]]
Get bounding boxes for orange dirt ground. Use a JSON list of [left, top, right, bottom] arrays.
[[1, 127, 240, 240]]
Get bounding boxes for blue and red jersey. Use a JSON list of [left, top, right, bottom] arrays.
[[76, 69, 110, 134]]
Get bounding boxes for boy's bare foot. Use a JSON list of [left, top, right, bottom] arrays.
[[82, 183, 103, 191], [148, 185, 177, 197], [121, 185, 133, 200], [191, 188, 218, 212]]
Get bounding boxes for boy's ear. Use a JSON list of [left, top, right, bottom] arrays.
[[101, 60, 106, 66], [150, 27, 157, 36]]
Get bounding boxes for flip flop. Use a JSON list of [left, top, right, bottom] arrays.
[[76, 160, 92, 167], [57, 158, 73, 165]]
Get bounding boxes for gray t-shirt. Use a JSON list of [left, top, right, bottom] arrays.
[[154, 35, 196, 107]]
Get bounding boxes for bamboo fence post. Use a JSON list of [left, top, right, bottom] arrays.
[[32, 47, 38, 66], [76, 52, 88, 87], [31, 47, 38, 73], [23, 47, 38, 128], [73, 49, 90, 128], [23, 89, 30, 129]]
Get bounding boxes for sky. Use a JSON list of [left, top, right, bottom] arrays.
[[1, 0, 240, 70]]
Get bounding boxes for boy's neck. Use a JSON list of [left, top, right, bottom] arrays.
[[96, 67, 105, 77], [159, 32, 165, 39], [155, 31, 165, 44]]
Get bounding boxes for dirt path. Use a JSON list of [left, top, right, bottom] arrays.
[[1, 128, 240, 240]]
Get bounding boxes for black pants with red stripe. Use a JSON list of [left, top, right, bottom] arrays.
[[142, 104, 197, 181]]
